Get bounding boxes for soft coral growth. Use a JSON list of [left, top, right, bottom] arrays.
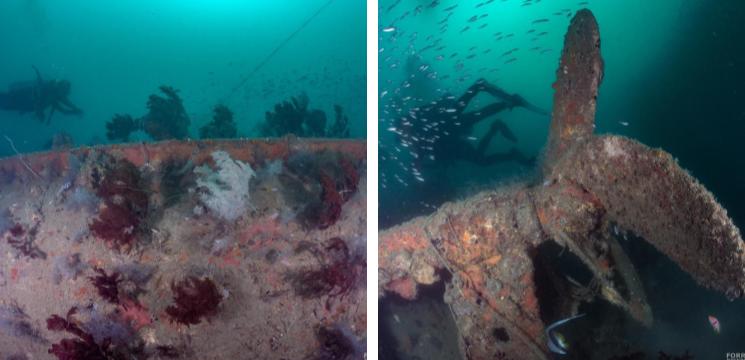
[[194, 151, 255, 221], [89, 204, 140, 250], [315, 157, 360, 229], [159, 158, 194, 208], [105, 86, 190, 142], [284, 152, 361, 229], [327, 104, 350, 138], [292, 238, 365, 308], [88, 268, 122, 304], [165, 276, 222, 326], [199, 104, 237, 139], [259, 93, 351, 137], [93, 158, 148, 205], [143, 86, 190, 141], [89, 158, 148, 251], [317, 173, 344, 230], [259, 92, 311, 137], [47, 307, 121, 360], [105, 114, 138, 143], [9, 223, 24, 237]]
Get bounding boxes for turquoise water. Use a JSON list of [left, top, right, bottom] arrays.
[[379, 0, 701, 225], [0, 0, 366, 156], [379, 0, 745, 358]]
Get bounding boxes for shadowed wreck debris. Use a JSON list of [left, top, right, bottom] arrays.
[[0, 138, 366, 359], [379, 9, 744, 360]]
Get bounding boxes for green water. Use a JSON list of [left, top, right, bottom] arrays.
[[379, 0, 704, 225], [0, 0, 366, 155]]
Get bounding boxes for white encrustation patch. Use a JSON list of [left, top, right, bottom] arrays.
[[194, 151, 255, 221], [603, 137, 628, 160]]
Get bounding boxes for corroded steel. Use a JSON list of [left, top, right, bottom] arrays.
[[544, 9, 604, 175], [380, 186, 549, 359], [379, 9, 744, 360], [548, 136, 745, 299], [0, 137, 366, 179]]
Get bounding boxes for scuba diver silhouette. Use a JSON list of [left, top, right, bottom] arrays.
[[396, 78, 547, 168], [0, 66, 83, 123]]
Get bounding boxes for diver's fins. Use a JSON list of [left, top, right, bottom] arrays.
[[520, 101, 549, 116], [32, 65, 43, 83], [483, 84, 549, 116], [491, 119, 517, 142]]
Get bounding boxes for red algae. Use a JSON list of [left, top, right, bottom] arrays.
[[6, 223, 46, 260], [9, 224, 25, 237], [46, 307, 121, 360], [318, 172, 343, 229], [89, 157, 149, 251], [292, 238, 365, 308], [165, 276, 222, 326], [88, 268, 122, 304]]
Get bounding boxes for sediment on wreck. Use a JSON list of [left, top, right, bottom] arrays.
[[0, 138, 366, 359]]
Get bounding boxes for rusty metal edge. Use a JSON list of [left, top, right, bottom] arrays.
[[0, 137, 366, 178]]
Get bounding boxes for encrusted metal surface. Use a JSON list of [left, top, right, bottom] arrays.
[[553, 135, 745, 299], [543, 9, 604, 175], [379, 9, 744, 360]]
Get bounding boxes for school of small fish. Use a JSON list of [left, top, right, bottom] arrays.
[[379, 0, 592, 194]]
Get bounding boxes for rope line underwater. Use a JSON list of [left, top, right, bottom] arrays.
[[224, 0, 337, 102]]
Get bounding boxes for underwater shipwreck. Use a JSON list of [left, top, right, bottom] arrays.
[[0, 138, 366, 359], [379, 9, 745, 360]]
